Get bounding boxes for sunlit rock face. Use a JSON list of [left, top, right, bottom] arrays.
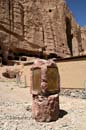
[[0, 0, 83, 63], [81, 27, 86, 55]]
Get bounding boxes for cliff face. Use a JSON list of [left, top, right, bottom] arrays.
[[81, 27, 86, 55], [0, 0, 83, 63]]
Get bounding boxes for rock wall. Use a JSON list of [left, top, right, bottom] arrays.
[[81, 27, 86, 55], [0, 0, 84, 63]]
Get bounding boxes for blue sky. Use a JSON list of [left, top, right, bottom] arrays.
[[66, 0, 86, 26]]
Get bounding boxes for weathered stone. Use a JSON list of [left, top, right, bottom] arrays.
[[32, 94, 59, 122], [81, 27, 86, 55], [0, 0, 84, 62], [3, 64, 24, 79], [31, 59, 60, 122]]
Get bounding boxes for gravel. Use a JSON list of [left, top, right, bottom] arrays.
[[0, 83, 86, 130], [60, 88, 86, 99]]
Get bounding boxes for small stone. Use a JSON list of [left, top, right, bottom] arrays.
[[82, 94, 86, 99], [26, 105, 31, 111], [71, 92, 77, 97], [11, 88, 14, 90]]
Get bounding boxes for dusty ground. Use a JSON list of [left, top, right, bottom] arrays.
[[0, 78, 86, 130]]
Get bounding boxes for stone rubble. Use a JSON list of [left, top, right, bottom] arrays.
[[60, 89, 86, 99], [0, 82, 86, 130]]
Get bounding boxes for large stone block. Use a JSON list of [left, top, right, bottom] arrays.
[[31, 59, 60, 122]]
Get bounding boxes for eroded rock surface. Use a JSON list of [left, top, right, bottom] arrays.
[[32, 94, 59, 122], [0, 0, 84, 63], [81, 27, 86, 55], [31, 59, 60, 122]]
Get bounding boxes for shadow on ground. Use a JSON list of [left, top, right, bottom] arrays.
[[59, 109, 68, 118]]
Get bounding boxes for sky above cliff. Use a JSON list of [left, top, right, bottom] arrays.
[[66, 0, 86, 26]]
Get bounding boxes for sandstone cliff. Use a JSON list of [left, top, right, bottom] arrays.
[[81, 27, 86, 55], [0, 0, 84, 63]]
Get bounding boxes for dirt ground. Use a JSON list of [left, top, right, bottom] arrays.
[[0, 78, 86, 130]]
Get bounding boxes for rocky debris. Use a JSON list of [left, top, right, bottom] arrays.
[[82, 90, 86, 99], [3, 68, 18, 79], [0, 0, 84, 63], [0, 81, 86, 130], [0, 92, 86, 130], [60, 89, 86, 99], [2, 64, 24, 79]]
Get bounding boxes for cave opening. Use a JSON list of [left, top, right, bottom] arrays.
[[49, 9, 52, 12], [48, 53, 61, 60], [66, 17, 73, 56]]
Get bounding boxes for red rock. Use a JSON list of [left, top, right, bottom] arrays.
[[0, 0, 84, 63], [31, 60, 60, 122], [32, 94, 59, 122]]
